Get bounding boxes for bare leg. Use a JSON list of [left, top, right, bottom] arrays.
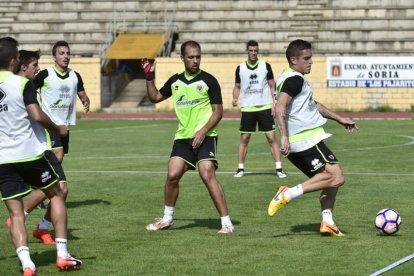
[[52, 148, 64, 164], [44, 181, 68, 222], [42, 183, 67, 239], [320, 187, 339, 211], [5, 198, 28, 249], [301, 164, 344, 194], [164, 157, 187, 207], [23, 189, 47, 213], [5, 198, 36, 271], [198, 160, 229, 217], [265, 131, 282, 163], [237, 133, 251, 165]]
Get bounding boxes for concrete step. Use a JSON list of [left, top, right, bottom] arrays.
[[10, 31, 107, 41], [177, 40, 414, 54], [177, 30, 414, 41], [109, 79, 147, 108], [21, 0, 299, 10], [175, 19, 414, 31]]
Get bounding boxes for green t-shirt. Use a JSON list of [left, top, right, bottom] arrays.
[[160, 70, 222, 139]]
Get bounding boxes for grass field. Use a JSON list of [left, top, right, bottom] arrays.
[[1, 118, 413, 275]]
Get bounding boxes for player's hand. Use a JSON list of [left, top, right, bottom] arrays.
[[82, 98, 90, 113], [271, 103, 277, 118], [280, 135, 290, 156], [141, 58, 156, 81], [232, 99, 238, 107], [58, 125, 68, 137], [192, 129, 207, 149], [339, 117, 358, 133]]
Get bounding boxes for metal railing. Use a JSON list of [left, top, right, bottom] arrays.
[[100, 7, 178, 66]]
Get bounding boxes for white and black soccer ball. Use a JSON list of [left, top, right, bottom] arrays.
[[375, 208, 401, 235]]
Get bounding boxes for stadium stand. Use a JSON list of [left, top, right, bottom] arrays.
[[3, 0, 414, 57], [2, 0, 413, 111]]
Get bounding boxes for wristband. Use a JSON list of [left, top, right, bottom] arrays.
[[145, 73, 154, 81], [143, 63, 155, 81]]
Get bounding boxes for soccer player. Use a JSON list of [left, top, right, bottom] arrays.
[[141, 40, 234, 234], [232, 40, 286, 178], [15, 50, 40, 80], [0, 37, 81, 275], [5, 50, 64, 245], [24, 41, 89, 243], [267, 39, 358, 236], [35, 40, 90, 163]]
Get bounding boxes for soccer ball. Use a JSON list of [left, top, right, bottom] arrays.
[[375, 208, 401, 235]]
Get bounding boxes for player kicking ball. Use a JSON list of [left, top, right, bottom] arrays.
[[267, 39, 358, 236]]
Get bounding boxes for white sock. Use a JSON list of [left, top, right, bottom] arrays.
[[38, 217, 51, 230], [221, 215, 232, 227], [56, 238, 69, 258], [322, 209, 335, 225], [162, 206, 174, 223], [284, 184, 304, 201], [16, 246, 35, 271], [275, 161, 282, 169], [238, 163, 244, 169]]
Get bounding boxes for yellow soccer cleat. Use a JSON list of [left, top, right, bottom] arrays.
[[320, 221, 345, 237], [268, 186, 290, 217]]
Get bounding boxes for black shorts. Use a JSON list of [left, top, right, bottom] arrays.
[[170, 136, 218, 170], [44, 150, 66, 182], [239, 109, 275, 133], [287, 141, 338, 178], [48, 129, 69, 154], [0, 152, 62, 200]]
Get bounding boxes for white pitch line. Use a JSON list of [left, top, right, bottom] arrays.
[[335, 134, 414, 152], [64, 134, 414, 160], [71, 124, 159, 133], [369, 253, 414, 276], [65, 170, 414, 176]]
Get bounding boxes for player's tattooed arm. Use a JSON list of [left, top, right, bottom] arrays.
[[316, 101, 341, 121], [316, 101, 358, 132]]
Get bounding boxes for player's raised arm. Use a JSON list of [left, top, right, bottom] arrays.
[[141, 58, 166, 103]]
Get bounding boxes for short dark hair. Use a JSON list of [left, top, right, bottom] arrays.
[[0, 36, 19, 69], [52, 40, 70, 56], [246, 40, 259, 49], [286, 39, 312, 64], [180, 40, 201, 56], [17, 50, 40, 71]]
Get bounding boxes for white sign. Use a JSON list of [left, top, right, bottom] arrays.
[[327, 57, 414, 88]]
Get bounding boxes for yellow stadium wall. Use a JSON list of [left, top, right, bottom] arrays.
[[39, 57, 101, 112], [154, 57, 414, 112]]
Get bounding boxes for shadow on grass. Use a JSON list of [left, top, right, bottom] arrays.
[[291, 223, 321, 233], [66, 199, 111, 208], [272, 223, 348, 237], [239, 172, 277, 177], [171, 218, 241, 231], [45, 227, 81, 241], [32, 249, 96, 268], [0, 254, 14, 262]]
